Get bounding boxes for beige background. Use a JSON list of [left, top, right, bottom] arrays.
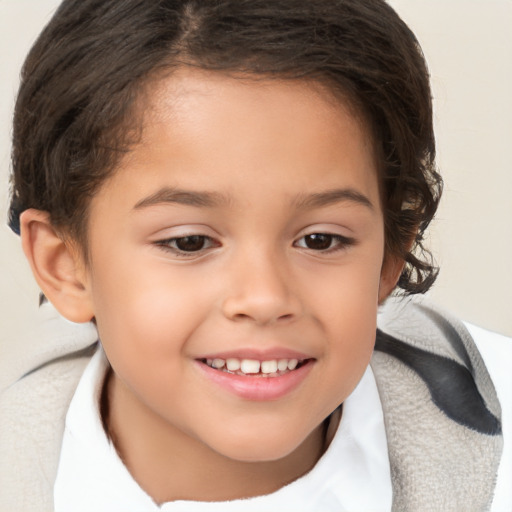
[[1, 0, 511, 378]]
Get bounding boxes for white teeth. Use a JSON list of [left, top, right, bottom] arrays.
[[226, 358, 241, 371], [205, 356, 305, 374], [277, 359, 289, 372], [261, 360, 278, 374], [240, 359, 261, 374], [287, 359, 298, 370]]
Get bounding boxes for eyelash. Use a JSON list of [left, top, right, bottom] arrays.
[[293, 233, 355, 253], [155, 235, 219, 257], [154, 233, 355, 257]]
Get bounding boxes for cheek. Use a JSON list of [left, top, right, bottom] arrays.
[[89, 247, 222, 374], [89, 263, 199, 407], [306, 253, 382, 393], [307, 249, 383, 326]]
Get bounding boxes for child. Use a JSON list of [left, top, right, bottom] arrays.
[[1, 0, 510, 510]]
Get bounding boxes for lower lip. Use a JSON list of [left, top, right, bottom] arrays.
[[195, 360, 314, 401]]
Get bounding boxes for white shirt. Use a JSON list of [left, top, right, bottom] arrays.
[[55, 324, 511, 512], [54, 349, 392, 512]]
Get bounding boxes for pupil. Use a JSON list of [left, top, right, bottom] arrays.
[[305, 234, 332, 250], [176, 236, 205, 252]]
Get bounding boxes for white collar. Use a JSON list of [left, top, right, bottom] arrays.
[[55, 346, 391, 512]]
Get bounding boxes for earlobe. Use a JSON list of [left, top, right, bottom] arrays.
[[20, 209, 94, 323], [378, 255, 404, 304]]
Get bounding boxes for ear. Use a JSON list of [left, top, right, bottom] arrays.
[[378, 253, 404, 304], [20, 209, 94, 323]]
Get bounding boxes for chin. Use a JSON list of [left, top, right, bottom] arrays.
[[206, 425, 318, 464]]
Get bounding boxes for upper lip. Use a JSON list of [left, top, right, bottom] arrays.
[[195, 347, 314, 361]]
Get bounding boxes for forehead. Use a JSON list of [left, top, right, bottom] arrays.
[[143, 68, 372, 154], [92, 68, 379, 217]]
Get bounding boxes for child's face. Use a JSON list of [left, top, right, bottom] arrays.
[[81, 69, 396, 462]]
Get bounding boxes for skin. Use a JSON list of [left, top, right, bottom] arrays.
[[21, 69, 401, 503]]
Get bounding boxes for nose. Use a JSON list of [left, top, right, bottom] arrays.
[[221, 248, 303, 325]]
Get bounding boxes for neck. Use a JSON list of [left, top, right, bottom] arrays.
[[105, 371, 327, 504]]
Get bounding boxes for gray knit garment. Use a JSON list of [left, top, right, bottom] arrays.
[[372, 298, 503, 512]]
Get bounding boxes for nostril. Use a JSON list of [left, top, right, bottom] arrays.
[[233, 313, 252, 321]]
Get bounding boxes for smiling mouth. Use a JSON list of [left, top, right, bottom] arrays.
[[199, 357, 311, 377]]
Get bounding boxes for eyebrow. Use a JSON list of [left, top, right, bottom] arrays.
[[133, 186, 374, 212], [293, 188, 374, 211], [133, 187, 230, 210]]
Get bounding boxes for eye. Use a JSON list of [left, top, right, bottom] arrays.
[[155, 235, 219, 255], [294, 233, 354, 252]]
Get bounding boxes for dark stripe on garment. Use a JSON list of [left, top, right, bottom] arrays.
[[416, 304, 473, 371], [375, 330, 501, 436], [18, 342, 98, 382]]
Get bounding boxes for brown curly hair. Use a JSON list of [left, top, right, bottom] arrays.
[[9, 0, 442, 294]]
